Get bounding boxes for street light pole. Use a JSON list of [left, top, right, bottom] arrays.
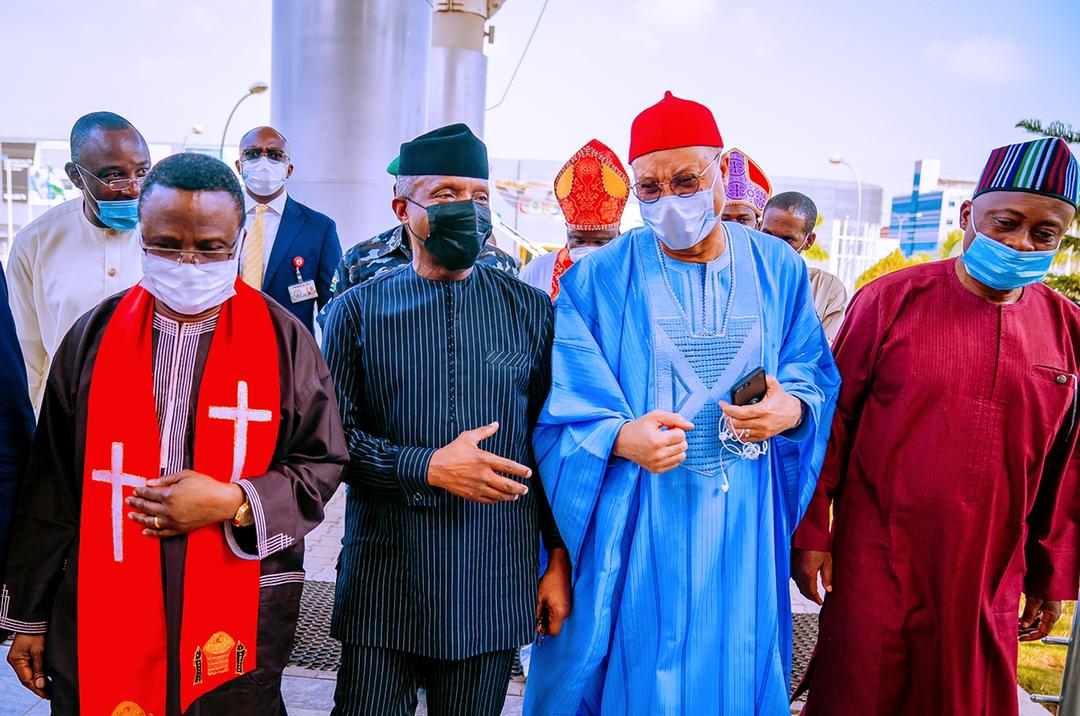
[[181, 124, 205, 152], [829, 155, 862, 233], [895, 211, 923, 244], [3, 152, 13, 252], [219, 82, 270, 160]]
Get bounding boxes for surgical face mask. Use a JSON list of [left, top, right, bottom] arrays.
[[241, 157, 289, 197], [75, 165, 141, 231], [140, 252, 239, 315], [960, 213, 1057, 291], [92, 196, 140, 231], [407, 199, 492, 270], [568, 245, 600, 262], [638, 159, 721, 251]]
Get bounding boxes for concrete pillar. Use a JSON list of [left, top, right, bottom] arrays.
[[428, 2, 490, 137], [271, 0, 432, 248]]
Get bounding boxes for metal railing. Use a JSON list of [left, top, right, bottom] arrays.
[[1030, 594, 1079, 715]]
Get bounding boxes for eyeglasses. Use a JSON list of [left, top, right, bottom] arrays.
[[632, 153, 720, 204], [75, 163, 147, 192], [142, 246, 237, 265], [240, 147, 289, 163]]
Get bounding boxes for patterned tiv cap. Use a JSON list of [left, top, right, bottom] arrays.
[[975, 137, 1079, 209]]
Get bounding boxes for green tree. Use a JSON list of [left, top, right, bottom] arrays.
[[804, 242, 829, 262], [855, 249, 932, 289], [1016, 119, 1080, 303], [1015, 119, 1080, 143], [941, 229, 964, 258]]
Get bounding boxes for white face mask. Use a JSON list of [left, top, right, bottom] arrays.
[[568, 245, 600, 262], [241, 157, 289, 197], [140, 252, 239, 315], [638, 157, 722, 251]]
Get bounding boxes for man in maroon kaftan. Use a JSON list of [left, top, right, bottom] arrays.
[[793, 137, 1080, 716]]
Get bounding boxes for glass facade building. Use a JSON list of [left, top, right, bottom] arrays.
[[889, 159, 974, 256]]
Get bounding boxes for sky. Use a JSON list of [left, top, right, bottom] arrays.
[[1, 0, 1078, 201]]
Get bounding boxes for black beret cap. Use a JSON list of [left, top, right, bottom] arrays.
[[397, 123, 488, 180]]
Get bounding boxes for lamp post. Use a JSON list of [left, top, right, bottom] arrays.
[[896, 211, 924, 244], [181, 124, 205, 152], [219, 82, 270, 159], [829, 155, 862, 233]]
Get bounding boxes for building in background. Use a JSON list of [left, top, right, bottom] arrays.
[[889, 159, 975, 256], [770, 175, 885, 251]]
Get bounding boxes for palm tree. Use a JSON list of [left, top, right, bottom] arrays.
[[1016, 119, 1080, 303], [1015, 119, 1080, 144]]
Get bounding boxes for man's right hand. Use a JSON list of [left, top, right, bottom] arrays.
[[8, 633, 47, 697], [792, 548, 833, 606], [428, 422, 532, 504], [612, 410, 693, 474]]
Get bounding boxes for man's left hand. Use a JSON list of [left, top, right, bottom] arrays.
[[1019, 595, 1062, 642], [126, 470, 246, 538], [719, 375, 803, 443], [536, 548, 573, 638]]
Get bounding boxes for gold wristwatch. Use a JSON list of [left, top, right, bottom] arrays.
[[232, 500, 254, 527]]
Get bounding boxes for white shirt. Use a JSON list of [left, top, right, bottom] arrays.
[[6, 197, 142, 409], [242, 190, 288, 271], [518, 250, 559, 297]]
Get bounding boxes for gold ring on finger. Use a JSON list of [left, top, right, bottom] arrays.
[[154, 516, 161, 530]]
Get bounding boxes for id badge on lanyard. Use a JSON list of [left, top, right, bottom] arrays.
[[288, 256, 318, 303]]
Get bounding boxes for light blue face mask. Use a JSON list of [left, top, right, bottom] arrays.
[[75, 164, 140, 231], [639, 155, 722, 251], [91, 196, 140, 231], [960, 213, 1057, 291]]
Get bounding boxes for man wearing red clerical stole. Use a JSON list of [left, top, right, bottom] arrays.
[[1, 153, 347, 715]]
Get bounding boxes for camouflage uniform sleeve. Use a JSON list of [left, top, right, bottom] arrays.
[[479, 244, 520, 277]]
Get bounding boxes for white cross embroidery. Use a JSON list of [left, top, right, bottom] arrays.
[[208, 381, 273, 482], [91, 442, 148, 562]]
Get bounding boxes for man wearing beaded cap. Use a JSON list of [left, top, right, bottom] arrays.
[[720, 147, 772, 228], [523, 91, 839, 715], [520, 139, 630, 299], [793, 136, 1080, 716]]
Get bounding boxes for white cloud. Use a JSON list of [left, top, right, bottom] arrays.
[[924, 36, 1028, 84]]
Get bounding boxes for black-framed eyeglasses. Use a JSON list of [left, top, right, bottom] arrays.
[[632, 153, 720, 204], [240, 147, 290, 163], [75, 163, 147, 192], [142, 246, 237, 266]]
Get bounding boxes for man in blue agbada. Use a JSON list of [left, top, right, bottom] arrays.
[[523, 92, 840, 715]]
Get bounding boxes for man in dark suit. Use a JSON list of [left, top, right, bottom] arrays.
[[0, 263, 34, 594], [322, 123, 571, 716], [235, 126, 342, 334]]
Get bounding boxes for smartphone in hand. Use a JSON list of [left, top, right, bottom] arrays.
[[731, 367, 767, 406]]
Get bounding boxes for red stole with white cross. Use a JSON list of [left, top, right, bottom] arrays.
[[78, 279, 279, 715]]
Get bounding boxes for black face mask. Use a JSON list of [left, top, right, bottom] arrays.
[[407, 199, 492, 270]]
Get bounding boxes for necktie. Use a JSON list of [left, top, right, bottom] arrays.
[[242, 204, 269, 289]]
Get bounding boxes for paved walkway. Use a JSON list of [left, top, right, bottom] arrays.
[[303, 484, 347, 583]]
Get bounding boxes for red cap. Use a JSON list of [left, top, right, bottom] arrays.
[[628, 91, 723, 164]]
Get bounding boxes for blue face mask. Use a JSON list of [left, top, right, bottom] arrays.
[[76, 165, 140, 231], [960, 214, 1057, 291], [91, 196, 140, 231]]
